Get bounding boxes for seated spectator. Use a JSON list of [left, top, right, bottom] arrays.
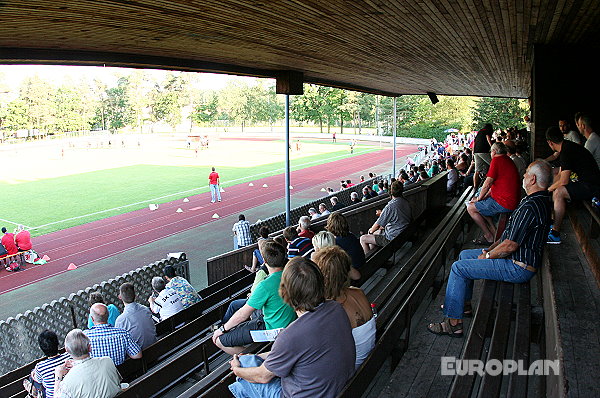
[[361, 187, 370, 201], [86, 292, 121, 329], [346, 179, 355, 187], [340, 181, 348, 190], [54, 329, 121, 398], [297, 216, 315, 239], [308, 207, 320, 220], [372, 180, 380, 193], [456, 153, 469, 174], [310, 230, 336, 261], [399, 171, 410, 186], [379, 180, 389, 195], [418, 170, 429, 181], [428, 160, 440, 177], [366, 186, 378, 198], [229, 256, 355, 398], [246, 226, 270, 272], [428, 160, 552, 337], [115, 283, 157, 350], [467, 142, 520, 245], [350, 191, 360, 204], [314, 246, 375, 369], [25, 330, 70, 398], [545, 118, 584, 162], [505, 140, 527, 177], [85, 303, 142, 365], [283, 226, 314, 258], [232, 214, 252, 249], [446, 159, 459, 193], [360, 175, 365, 182], [577, 112, 600, 169], [546, 126, 600, 244], [148, 276, 184, 321], [330, 196, 345, 211], [326, 212, 363, 280], [1, 226, 18, 256], [163, 265, 201, 308], [212, 241, 297, 355], [14, 225, 32, 251], [318, 203, 331, 216], [360, 181, 412, 254]]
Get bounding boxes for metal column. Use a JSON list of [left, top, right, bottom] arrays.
[[392, 96, 397, 178], [285, 94, 291, 226]]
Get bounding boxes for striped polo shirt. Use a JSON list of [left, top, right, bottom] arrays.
[[34, 352, 70, 398]]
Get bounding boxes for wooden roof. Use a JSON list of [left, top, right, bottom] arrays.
[[1, 1, 599, 97]]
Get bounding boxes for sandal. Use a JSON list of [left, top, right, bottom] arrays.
[[472, 238, 493, 246], [427, 318, 464, 338], [440, 303, 473, 318]]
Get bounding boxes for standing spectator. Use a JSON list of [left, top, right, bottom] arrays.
[[297, 216, 315, 239], [53, 329, 121, 398], [330, 196, 345, 211], [1, 226, 18, 256], [229, 257, 355, 398], [546, 127, 600, 244], [576, 113, 600, 169], [472, 124, 494, 188], [163, 265, 201, 308], [85, 303, 142, 366], [14, 225, 32, 251], [208, 166, 221, 203], [318, 203, 331, 217], [148, 277, 184, 321], [115, 283, 157, 350], [326, 212, 364, 280], [467, 142, 520, 245], [232, 214, 252, 249], [283, 226, 314, 258], [25, 330, 70, 398], [308, 207, 320, 220], [86, 292, 120, 329], [360, 181, 412, 254]]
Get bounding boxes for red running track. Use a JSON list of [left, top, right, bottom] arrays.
[[0, 146, 415, 294]]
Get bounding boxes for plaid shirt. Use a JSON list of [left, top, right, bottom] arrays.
[[233, 220, 253, 247], [84, 324, 141, 366]]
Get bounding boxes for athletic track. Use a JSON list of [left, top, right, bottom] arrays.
[[0, 146, 415, 295]]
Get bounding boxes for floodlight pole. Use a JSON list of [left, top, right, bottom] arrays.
[[392, 96, 397, 178], [285, 94, 291, 226]]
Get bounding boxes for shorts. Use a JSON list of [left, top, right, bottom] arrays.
[[565, 181, 600, 202], [374, 234, 391, 246], [474, 153, 491, 173], [474, 197, 512, 217], [219, 316, 265, 347]]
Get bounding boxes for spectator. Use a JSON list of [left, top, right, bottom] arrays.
[[245, 226, 270, 273], [148, 276, 184, 321], [559, 118, 583, 144], [546, 126, 600, 244], [1, 226, 18, 256], [379, 180, 389, 195], [360, 175, 365, 182], [283, 226, 314, 258], [330, 196, 345, 211], [361, 187, 370, 201], [212, 241, 296, 355], [232, 214, 252, 249], [326, 187, 335, 194], [85, 303, 142, 366], [163, 265, 201, 308], [446, 159, 459, 193], [576, 113, 600, 169], [472, 124, 494, 188], [25, 330, 69, 398], [346, 179, 355, 187], [360, 181, 412, 254], [428, 160, 552, 337], [54, 329, 121, 398], [326, 212, 364, 280], [318, 203, 331, 217], [505, 140, 527, 177], [428, 160, 440, 177], [467, 142, 520, 245], [366, 186, 378, 198], [14, 225, 32, 251], [350, 191, 360, 204], [310, 230, 336, 261], [418, 170, 430, 181], [399, 171, 410, 186], [313, 246, 375, 369], [456, 153, 469, 174], [115, 283, 157, 350], [229, 256, 355, 398], [372, 180, 380, 193], [297, 216, 315, 239], [86, 292, 121, 329], [308, 207, 320, 220]]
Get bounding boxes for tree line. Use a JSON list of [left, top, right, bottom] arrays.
[[0, 70, 527, 141]]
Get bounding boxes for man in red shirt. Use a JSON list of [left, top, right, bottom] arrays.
[[1, 227, 18, 256], [208, 167, 221, 203], [15, 225, 32, 251], [467, 142, 520, 244]]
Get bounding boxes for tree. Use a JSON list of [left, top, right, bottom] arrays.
[[20, 75, 55, 131], [52, 84, 91, 133], [104, 77, 134, 131], [472, 97, 527, 130], [191, 91, 219, 125], [2, 99, 28, 131], [149, 73, 190, 131]]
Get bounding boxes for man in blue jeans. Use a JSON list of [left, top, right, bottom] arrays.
[[428, 160, 552, 337]]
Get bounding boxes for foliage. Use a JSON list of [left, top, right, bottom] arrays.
[[472, 97, 527, 130]]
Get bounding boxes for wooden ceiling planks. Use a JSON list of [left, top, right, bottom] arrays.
[[1, 0, 599, 98]]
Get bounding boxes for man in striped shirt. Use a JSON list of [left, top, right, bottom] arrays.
[[85, 303, 142, 366], [26, 330, 70, 398], [428, 160, 552, 337], [232, 214, 253, 249]]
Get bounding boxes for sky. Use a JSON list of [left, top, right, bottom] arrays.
[[0, 64, 260, 93]]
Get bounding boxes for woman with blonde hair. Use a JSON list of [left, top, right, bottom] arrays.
[[313, 246, 375, 369]]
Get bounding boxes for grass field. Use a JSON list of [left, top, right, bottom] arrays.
[[1, 134, 381, 236]]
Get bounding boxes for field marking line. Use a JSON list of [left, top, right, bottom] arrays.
[[0, 218, 31, 229], [28, 148, 377, 231]]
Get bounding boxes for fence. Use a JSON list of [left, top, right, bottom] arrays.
[[0, 254, 189, 375]]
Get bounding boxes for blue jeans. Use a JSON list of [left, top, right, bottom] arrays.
[[443, 249, 535, 319], [210, 184, 221, 202], [223, 299, 247, 323]]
